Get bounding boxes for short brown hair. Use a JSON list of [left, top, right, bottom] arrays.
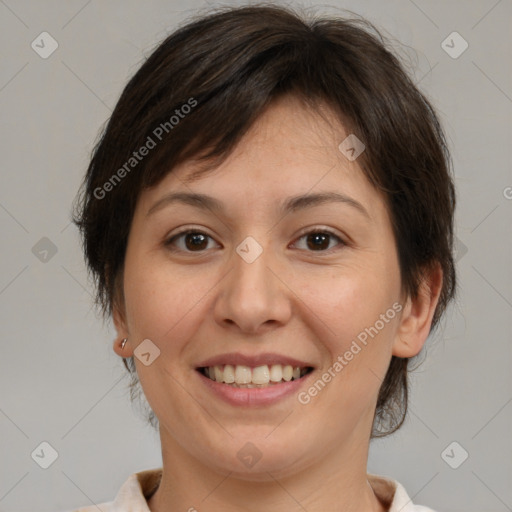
[[72, 4, 456, 437]]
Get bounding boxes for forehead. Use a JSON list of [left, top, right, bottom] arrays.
[[183, 95, 349, 181], [138, 95, 386, 222]]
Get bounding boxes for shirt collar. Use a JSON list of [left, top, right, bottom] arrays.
[[112, 468, 421, 512], [111, 468, 161, 511]]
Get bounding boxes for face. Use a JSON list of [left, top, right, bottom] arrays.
[[115, 95, 413, 480]]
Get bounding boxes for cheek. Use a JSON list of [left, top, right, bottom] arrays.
[[310, 281, 399, 422], [301, 262, 396, 328], [123, 255, 211, 339], [301, 265, 399, 371]]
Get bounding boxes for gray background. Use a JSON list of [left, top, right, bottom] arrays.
[[0, 0, 511, 511]]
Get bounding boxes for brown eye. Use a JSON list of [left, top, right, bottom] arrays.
[[165, 228, 345, 254], [306, 233, 330, 251], [293, 229, 345, 252], [165, 230, 217, 252]]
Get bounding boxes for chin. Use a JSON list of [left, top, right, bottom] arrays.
[[201, 438, 311, 481]]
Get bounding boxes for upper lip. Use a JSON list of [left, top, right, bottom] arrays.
[[195, 352, 315, 369]]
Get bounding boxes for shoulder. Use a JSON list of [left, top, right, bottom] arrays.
[[71, 500, 114, 512], [70, 468, 162, 511], [72, 505, 113, 512], [368, 473, 438, 512]]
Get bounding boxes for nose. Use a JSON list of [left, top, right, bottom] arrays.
[[213, 238, 292, 334]]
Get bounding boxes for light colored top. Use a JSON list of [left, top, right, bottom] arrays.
[[72, 468, 436, 511]]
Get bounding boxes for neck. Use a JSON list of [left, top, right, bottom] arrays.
[[148, 428, 386, 512]]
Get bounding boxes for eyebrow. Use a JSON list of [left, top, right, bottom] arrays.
[[146, 191, 370, 219]]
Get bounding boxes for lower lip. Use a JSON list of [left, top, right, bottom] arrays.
[[196, 369, 314, 406]]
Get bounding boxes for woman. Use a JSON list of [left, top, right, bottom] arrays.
[[72, 4, 455, 511]]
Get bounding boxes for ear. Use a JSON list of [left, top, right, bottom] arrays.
[[392, 263, 443, 358], [112, 301, 132, 357]]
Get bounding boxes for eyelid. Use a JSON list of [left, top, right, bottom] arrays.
[[290, 226, 346, 251], [164, 225, 347, 253], [292, 225, 344, 241], [164, 226, 219, 251]]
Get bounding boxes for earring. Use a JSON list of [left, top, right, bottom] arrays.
[[121, 338, 128, 349]]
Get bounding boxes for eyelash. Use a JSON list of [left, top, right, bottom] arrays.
[[164, 227, 346, 254]]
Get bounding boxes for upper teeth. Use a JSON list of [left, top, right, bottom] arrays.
[[204, 364, 307, 385]]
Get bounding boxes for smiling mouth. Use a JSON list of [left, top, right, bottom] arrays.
[[197, 364, 314, 388]]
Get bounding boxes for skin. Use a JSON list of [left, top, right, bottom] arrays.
[[112, 94, 443, 512]]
